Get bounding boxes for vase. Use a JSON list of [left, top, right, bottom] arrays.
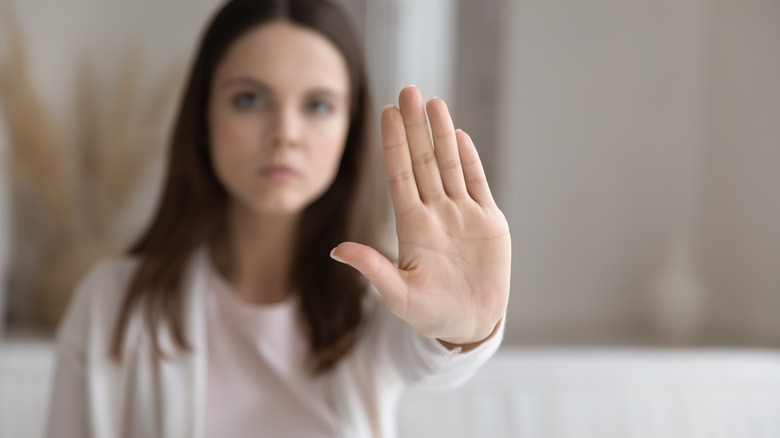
[[650, 232, 707, 345]]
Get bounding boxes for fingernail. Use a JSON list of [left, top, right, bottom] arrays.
[[330, 248, 344, 263], [403, 84, 417, 89], [428, 96, 443, 106], [383, 103, 396, 110]]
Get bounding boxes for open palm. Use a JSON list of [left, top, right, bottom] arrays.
[[333, 86, 511, 346]]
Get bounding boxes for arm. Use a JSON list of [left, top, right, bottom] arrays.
[[363, 288, 506, 391]]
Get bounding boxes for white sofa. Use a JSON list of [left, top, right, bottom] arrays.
[[3, 337, 780, 438], [399, 348, 780, 438]]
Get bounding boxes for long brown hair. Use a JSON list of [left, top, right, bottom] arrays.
[[111, 0, 384, 374]]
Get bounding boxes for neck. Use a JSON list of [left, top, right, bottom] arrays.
[[211, 202, 301, 305]]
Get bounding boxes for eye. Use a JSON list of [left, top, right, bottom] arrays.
[[233, 92, 266, 110], [305, 99, 334, 116]]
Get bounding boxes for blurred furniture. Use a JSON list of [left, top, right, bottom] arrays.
[[2, 337, 779, 438], [400, 348, 780, 438], [0, 335, 55, 438]]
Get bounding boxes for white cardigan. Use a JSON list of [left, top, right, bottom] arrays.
[[46, 248, 504, 438]]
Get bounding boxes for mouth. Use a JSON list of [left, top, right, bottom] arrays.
[[259, 164, 298, 182]]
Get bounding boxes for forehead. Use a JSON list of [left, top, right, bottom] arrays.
[[214, 21, 350, 94]]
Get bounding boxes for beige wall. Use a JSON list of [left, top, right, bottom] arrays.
[[493, 0, 780, 346], [0, 0, 223, 324], [699, 0, 780, 344], [1, 0, 223, 121]]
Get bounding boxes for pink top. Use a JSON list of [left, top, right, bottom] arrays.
[[47, 250, 505, 438], [203, 261, 338, 437]]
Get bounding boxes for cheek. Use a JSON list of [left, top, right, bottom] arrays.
[[209, 108, 259, 175], [312, 119, 350, 182], [211, 112, 251, 154]]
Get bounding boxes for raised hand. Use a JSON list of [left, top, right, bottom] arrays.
[[332, 86, 511, 347]]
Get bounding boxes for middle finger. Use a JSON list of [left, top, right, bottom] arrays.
[[398, 86, 445, 203]]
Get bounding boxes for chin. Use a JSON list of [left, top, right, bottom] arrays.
[[248, 195, 313, 217], [236, 184, 333, 218]]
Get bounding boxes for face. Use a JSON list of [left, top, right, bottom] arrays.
[[208, 21, 351, 218]]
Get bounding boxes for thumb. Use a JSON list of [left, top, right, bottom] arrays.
[[331, 242, 408, 313]]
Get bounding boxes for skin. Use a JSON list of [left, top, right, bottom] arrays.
[[209, 21, 511, 350], [333, 91, 511, 348], [208, 21, 351, 305]]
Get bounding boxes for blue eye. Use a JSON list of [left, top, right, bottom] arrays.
[[306, 100, 333, 116], [233, 92, 266, 110]]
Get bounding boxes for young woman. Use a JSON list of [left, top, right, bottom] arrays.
[[46, 0, 511, 437]]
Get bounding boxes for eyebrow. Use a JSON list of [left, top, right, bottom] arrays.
[[217, 76, 347, 101], [306, 88, 347, 102], [217, 76, 272, 92]]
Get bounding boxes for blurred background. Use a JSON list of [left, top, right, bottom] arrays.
[[0, 0, 779, 436], [2, 0, 778, 348]]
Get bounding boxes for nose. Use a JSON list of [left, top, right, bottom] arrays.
[[269, 105, 303, 148]]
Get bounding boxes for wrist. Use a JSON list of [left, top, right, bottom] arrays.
[[437, 317, 503, 352]]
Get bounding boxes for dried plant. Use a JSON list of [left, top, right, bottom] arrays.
[[0, 3, 76, 231], [0, 5, 184, 327], [77, 47, 184, 237]]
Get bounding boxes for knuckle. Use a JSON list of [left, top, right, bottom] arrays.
[[462, 156, 480, 167], [467, 175, 488, 186], [421, 189, 445, 202], [448, 190, 470, 201], [433, 129, 456, 143], [404, 119, 429, 130], [438, 158, 460, 171], [383, 139, 407, 150], [388, 170, 414, 185], [414, 151, 437, 167]]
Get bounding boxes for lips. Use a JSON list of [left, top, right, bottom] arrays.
[[260, 164, 298, 182]]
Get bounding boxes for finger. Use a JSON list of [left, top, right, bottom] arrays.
[[426, 97, 468, 200], [381, 105, 421, 216], [398, 86, 445, 203], [457, 129, 496, 207], [331, 242, 408, 315]]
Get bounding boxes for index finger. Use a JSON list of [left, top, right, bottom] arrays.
[[381, 105, 421, 216]]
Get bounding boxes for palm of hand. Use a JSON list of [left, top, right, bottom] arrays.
[[333, 86, 511, 346]]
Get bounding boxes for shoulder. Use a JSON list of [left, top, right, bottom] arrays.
[[52, 254, 146, 361], [56, 255, 141, 339], [72, 255, 142, 308], [83, 255, 141, 285]]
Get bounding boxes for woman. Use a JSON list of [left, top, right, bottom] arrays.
[[46, 0, 511, 437]]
